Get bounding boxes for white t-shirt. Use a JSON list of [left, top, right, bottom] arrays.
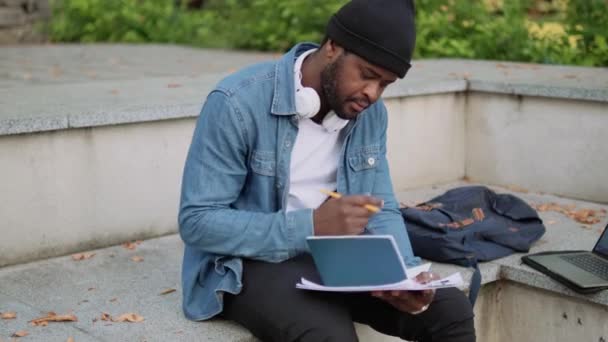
[[286, 50, 346, 212], [286, 117, 345, 211]]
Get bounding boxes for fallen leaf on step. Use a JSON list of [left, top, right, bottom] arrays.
[[101, 313, 112, 321], [131, 255, 144, 262], [72, 253, 95, 261], [571, 209, 601, 224], [67, 337, 75, 342], [532, 203, 604, 224], [1, 311, 16, 319], [167, 83, 182, 88], [12, 330, 28, 337], [30, 312, 78, 326], [159, 288, 176, 295], [109, 298, 118, 303], [122, 241, 142, 250], [112, 313, 144, 323]]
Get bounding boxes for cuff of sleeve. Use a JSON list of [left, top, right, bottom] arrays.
[[286, 208, 314, 257]]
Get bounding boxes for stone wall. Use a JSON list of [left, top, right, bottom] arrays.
[[0, 0, 50, 44]]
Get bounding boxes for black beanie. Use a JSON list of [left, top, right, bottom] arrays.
[[326, 0, 416, 78]]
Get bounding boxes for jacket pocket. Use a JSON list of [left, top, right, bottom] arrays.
[[348, 144, 381, 172], [250, 150, 276, 176]]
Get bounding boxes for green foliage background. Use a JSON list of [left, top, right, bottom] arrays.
[[48, 0, 608, 66]]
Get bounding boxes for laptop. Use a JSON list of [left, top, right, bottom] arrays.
[[522, 223, 608, 293]]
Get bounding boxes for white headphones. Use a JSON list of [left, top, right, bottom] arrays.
[[294, 49, 321, 118], [294, 49, 348, 132]]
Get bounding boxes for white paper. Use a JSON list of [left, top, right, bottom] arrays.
[[296, 263, 463, 292]]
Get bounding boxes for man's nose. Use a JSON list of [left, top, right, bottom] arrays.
[[362, 82, 382, 104]]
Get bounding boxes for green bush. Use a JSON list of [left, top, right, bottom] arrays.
[[48, 0, 608, 67], [49, 0, 223, 46], [202, 0, 345, 51]]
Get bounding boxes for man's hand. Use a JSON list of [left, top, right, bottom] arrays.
[[370, 272, 439, 314], [313, 195, 383, 235]]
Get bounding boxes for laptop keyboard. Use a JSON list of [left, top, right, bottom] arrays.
[[560, 254, 608, 281]]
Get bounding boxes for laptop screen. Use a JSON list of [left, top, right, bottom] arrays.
[[592, 224, 608, 258]]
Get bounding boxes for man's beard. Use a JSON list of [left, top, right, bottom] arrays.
[[321, 55, 349, 119]]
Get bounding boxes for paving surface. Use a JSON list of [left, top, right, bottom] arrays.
[[1, 44, 607, 136], [1, 182, 607, 342]]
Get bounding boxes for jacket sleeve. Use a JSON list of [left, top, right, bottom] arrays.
[[178, 90, 312, 263], [366, 104, 421, 267]]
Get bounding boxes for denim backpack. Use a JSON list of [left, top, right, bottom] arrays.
[[400, 186, 546, 305]]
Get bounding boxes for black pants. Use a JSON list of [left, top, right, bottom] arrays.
[[223, 254, 476, 342]]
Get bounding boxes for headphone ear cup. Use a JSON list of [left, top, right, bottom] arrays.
[[295, 87, 321, 118]]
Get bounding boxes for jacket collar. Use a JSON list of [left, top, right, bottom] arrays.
[[271, 43, 319, 116]]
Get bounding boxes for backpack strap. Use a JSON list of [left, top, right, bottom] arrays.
[[462, 256, 482, 306], [468, 263, 481, 306]]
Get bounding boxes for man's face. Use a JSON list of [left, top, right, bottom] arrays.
[[321, 49, 398, 120]]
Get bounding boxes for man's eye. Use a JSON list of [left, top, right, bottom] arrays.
[[361, 72, 374, 80]]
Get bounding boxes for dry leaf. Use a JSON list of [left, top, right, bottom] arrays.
[[109, 298, 118, 302], [112, 313, 144, 323], [12, 330, 28, 337], [571, 209, 601, 224], [101, 313, 112, 321], [110, 89, 120, 95], [122, 241, 142, 250], [88, 287, 96, 291], [71, 253, 95, 261], [67, 337, 75, 342], [167, 83, 182, 88], [159, 288, 176, 295], [1, 311, 16, 319], [533, 203, 604, 224], [30, 312, 78, 326], [131, 256, 144, 263]]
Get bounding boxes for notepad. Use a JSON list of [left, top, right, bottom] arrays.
[[298, 235, 463, 292]]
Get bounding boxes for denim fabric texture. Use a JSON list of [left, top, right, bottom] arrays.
[[178, 43, 419, 320]]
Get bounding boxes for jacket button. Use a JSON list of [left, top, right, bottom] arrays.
[[367, 157, 375, 166]]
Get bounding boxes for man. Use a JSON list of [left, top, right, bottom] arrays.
[[178, 0, 475, 341]]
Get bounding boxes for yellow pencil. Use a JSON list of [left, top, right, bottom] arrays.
[[319, 189, 381, 213]]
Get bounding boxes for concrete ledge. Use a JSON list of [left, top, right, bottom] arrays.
[[1, 45, 607, 136], [1, 182, 606, 341]]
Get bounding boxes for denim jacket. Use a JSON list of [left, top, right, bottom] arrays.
[[178, 43, 419, 321]]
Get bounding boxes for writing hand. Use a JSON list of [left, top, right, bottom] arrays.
[[313, 194, 383, 235]]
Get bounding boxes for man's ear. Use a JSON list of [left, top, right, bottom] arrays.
[[323, 38, 342, 60]]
